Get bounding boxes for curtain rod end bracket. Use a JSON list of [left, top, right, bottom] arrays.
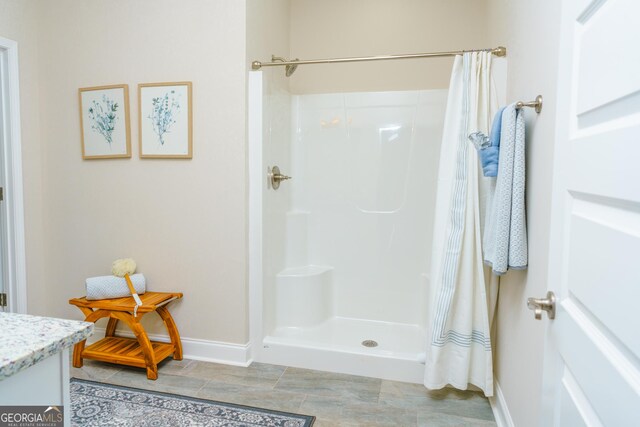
[[492, 46, 507, 57]]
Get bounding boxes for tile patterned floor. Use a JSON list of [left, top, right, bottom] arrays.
[[70, 358, 496, 427]]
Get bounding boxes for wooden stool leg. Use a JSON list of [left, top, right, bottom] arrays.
[[132, 323, 158, 380], [72, 341, 85, 368], [105, 318, 119, 337], [156, 306, 183, 361], [111, 312, 158, 380], [73, 307, 94, 368]]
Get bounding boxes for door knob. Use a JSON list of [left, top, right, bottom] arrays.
[[527, 291, 556, 320], [268, 166, 291, 190]]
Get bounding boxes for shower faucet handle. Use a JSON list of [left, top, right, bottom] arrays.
[[269, 165, 291, 190]]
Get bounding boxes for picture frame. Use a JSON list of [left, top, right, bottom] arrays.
[[138, 81, 193, 159], [79, 84, 131, 159]]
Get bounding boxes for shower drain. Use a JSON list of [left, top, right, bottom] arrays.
[[361, 340, 378, 348]]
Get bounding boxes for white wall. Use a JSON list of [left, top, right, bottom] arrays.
[[486, 1, 562, 426], [24, 0, 249, 345], [288, 0, 489, 93], [0, 0, 47, 316]]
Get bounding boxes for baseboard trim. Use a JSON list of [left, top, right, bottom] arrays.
[[88, 328, 252, 367], [489, 378, 515, 427]]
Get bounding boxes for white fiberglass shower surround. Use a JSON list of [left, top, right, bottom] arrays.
[[249, 68, 449, 383]]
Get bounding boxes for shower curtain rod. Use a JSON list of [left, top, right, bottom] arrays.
[[251, 46, 507, 76]]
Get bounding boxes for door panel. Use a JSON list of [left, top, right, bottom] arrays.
[[577, 0, 640, 113], [557, 300, 639, 424], [570, 126, 640, 202], [559, 370, 602, 427], [568, 211, 640, 356]]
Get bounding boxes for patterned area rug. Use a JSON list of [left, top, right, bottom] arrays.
[[70, 378, 315, 426]]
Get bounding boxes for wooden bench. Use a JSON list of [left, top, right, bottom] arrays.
[[69, 291, 183, 380]]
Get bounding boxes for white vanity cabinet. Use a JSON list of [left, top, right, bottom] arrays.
[[0, 313, 93, 427]]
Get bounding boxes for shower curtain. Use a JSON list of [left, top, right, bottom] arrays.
[[424, 52, 499, 397]]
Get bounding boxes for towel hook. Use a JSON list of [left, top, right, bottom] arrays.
[[516, 95, 543, 113]]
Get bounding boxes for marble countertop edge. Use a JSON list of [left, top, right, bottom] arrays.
[[0, 313, 94, 381]]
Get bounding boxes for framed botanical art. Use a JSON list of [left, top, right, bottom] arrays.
[[138, 81, 193, 159], [79, 84, 131, 159]]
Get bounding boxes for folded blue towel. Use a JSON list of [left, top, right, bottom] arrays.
[[490, 107, 505, 147], [480, 107, 506, 177], [480, 145, 499, 177]]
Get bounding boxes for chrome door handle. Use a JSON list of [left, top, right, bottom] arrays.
[[268, 166, 291, 190], [527, 291, 556, 320]]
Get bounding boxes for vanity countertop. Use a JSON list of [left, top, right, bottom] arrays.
[[0, 312, 93, 380]]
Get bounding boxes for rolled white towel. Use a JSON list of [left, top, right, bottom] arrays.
[[85, 274, 146, 300]]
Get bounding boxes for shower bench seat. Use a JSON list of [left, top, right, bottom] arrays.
[[69, 291, 183, 380]]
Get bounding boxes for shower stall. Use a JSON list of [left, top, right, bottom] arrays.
[[249, 65, 450, 383]]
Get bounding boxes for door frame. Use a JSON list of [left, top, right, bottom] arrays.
[[539, 0, 581, 421], [0, 36, 27, 314], [538, 0, 571, 418]]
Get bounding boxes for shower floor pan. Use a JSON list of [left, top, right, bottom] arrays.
[[260, 316, 426, 383]]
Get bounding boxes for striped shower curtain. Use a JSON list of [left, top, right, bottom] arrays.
[[424, 52, 500, 397]]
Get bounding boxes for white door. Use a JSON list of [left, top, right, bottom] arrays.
[[540, 0, 640, 425]]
